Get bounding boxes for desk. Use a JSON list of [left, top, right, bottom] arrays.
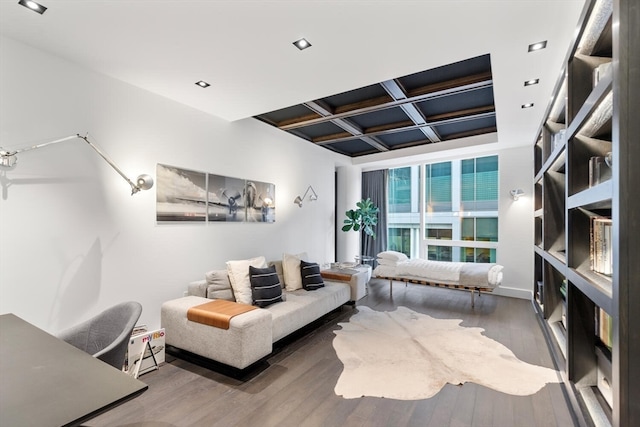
[[0, 313, 147, 427]]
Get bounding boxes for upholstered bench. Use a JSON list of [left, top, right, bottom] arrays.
[[161, 296, 273, 369]]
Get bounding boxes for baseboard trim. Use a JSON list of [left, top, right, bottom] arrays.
[[493, 286, 532, 300]]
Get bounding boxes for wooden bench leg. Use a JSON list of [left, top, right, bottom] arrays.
[[471, 289, 475, 308], [389, 279, 393, 297]]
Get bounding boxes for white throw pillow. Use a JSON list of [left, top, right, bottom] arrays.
[[377, 251, 408, 262], [282, 252, 308, 291], [377, 258, 403, 267], [226, 256, 267, 305]]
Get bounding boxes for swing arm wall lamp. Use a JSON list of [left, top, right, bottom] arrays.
[[0, 133, 153, 195], [293, 185, 318, 207]]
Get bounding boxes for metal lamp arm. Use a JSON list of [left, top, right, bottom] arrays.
[[0, 133, 153, 195], [301, 185, 318, 201]]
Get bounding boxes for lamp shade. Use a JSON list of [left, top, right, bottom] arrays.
[[136, 174, 154, 191]]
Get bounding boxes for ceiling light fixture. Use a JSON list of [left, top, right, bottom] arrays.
[[0, 133, 154, 195], [18, 0, 46, 14], [195, 80, 210, 88], [522, 103, 535, 109], [524, 79, 540, 86], [528, 41, 547, 52], [293, 38, 312, 51]]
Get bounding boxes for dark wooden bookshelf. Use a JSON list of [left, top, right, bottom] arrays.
[[532, 0, 639, 425]]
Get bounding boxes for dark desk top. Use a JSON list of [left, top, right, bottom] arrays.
[[0, 313, 148, 427]]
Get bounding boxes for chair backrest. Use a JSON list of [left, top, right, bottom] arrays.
[[57, 301, 143, 369]]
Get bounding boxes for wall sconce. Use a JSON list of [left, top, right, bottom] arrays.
[[0, 133, 153, 195], [293, 185, 318, 207], [510, 189, 525, 201]]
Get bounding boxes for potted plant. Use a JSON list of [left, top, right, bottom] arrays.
[[342, 198, 379, 263]]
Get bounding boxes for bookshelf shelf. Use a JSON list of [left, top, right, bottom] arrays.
[[567, 268, 612, 314], [566, 75, 613, 140], [567, 180, 612, 209], [532, 0, 639, 425]]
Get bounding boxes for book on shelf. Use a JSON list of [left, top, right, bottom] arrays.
[[595, 307, 613, 351], [552, 129, 566, 151], [590, 216, 613, 276], [593, 61, 613, 87], [589, 156, 612, 187]]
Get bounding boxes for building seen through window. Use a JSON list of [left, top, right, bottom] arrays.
[[386, 155, 498, 263]]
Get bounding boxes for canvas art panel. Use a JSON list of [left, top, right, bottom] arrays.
[[245, 180, 275, 223], [207, 174, 246, 222], [156, 164, 207, 222]]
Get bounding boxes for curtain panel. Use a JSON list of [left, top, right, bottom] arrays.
[[361, 169, 387, 261]]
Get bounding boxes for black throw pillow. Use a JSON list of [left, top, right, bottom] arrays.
[[300, 260, 325, 291], [249, 265, 283, 307]]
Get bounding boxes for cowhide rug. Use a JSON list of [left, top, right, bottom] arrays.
[[332, 306, 559, 400]]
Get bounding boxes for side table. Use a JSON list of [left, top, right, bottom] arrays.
[[321, 265, 371, 302]]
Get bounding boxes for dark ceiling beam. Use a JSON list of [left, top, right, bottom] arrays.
[[312, 107, 495, 145], [380, 79, 442, 143], [440, 125, 497, 141], [277, 111, 322, 128], [304, 100, 389, 152], [277, 71, 493, 131], [426, 105, 495, 121], [406, 71, 492, 98]]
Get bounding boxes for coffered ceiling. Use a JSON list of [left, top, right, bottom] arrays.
[[255, 54, 496, 156], [0, 0, 587, 161]]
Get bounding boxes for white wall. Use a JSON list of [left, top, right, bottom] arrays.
[[335, 165, 361, 262], [0, 36, 349, 333], [496, 145, 534, 299]]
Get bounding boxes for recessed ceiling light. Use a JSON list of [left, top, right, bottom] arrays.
[[524, 79, 540, 86], [528, 41, 547, 52], [293, 38, 312, 50], [522, 103, 535, 109], [195, 80, 210, 88], [18, 0, 47, 14]]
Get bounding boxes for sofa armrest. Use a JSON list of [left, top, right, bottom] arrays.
[[188, 280, 208, 297]]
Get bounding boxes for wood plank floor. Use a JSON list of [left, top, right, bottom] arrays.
[[88, 279, 577, 427]]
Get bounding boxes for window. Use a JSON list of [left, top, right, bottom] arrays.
[[461, 217, 498, 242], [428, 245, 452, 261], [386, 155, 499, 262], [388, 167, 412, 213], [425, 162, 452, 212], [426, 223, 452, 240], [460, 247, 496, 263], [461, 155, 498, 211], [388, 227, 412, 257]]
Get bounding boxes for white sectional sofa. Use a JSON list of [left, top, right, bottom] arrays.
[[161, 256, 350, 370]]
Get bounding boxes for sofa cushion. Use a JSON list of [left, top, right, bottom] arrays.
[[282, 252, 307, 291], [268, 260, 285, 289], [268, 281, 350, 342], [300, 260, 324, 291], [205, 269, 235, 301], [226, 256, 267, 305], [249, 265, 283, 308]]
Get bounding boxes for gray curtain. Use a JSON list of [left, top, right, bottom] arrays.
[[361, 169, 387, 261]]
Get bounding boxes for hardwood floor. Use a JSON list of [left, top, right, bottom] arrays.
[[89, 279, 577, 427]]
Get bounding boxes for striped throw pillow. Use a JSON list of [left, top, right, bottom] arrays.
[[300, 260, 325, 291], [249, 265, 283, 307]]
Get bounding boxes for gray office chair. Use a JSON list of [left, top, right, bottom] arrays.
[[57, 301, 142, 370]]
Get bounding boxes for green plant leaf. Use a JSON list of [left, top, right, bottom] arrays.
[[341, 198, 379, 239]]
